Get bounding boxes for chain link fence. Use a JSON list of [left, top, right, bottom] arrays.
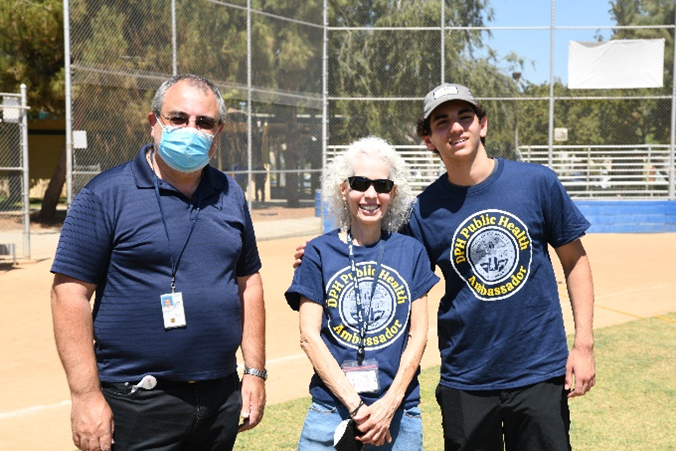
[[67, 0, 324, 219], [66, 0, 676, 237], [0, 86, 30, 262]]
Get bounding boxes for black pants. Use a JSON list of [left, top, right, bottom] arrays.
[[436, 376, 571, 451], [101, 373, 241, 451]]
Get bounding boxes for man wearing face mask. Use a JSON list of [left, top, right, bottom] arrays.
[[50, 74, 266, 451]]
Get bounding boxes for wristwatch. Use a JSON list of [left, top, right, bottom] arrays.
[[243, 366, 268, 381]]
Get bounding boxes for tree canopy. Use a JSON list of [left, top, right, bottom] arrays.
[[0, 0, 64, 112]]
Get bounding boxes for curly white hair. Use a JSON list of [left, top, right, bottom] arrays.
[[322, 136, 415, 233]]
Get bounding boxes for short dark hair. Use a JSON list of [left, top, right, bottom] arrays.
[[416, 102, 487, 156]]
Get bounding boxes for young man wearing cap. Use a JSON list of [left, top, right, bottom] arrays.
[[405, 83, 596, 450]]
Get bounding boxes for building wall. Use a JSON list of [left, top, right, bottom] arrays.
[[28, 117, 65, 198]]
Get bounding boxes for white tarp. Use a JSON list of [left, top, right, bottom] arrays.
[[568, 39, 665, 89], [2, 96, 20, 123]]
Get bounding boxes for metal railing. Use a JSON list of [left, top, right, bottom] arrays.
[[330, 144, 672, 200], [520, 144, 671, 199]]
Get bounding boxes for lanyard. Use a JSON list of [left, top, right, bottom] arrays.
[[150, 150, 203, 292], [347, 230, 386, 365]]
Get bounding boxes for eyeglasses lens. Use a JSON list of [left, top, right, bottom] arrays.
[[161, 114, 218, 132]]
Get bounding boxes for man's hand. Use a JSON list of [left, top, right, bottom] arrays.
[[293, 241, 308, 269], [555, 240, 596, 398], [51, 274, 109, 450], [71, 391, 114, 451], [238, 374, 266, 432], [565, 345, 596, 397]]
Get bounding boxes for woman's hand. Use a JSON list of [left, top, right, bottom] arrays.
[[353, 397, 397, 446], [352, 296, 428, 446]]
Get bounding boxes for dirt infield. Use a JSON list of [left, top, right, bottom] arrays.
[[1, 228, 675, 450]]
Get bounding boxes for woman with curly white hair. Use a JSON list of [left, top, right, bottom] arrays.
[[285, 136, 439, 450], [322, 136, 416, 234]]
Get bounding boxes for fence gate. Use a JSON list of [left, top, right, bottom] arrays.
[[0, 85, 30, 263]]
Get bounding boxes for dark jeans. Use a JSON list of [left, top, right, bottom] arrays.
[[436, 376, 571, 451], [101, 373, 241, 451]]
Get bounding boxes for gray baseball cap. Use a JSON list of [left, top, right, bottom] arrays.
[[422, 83, 477, 119]]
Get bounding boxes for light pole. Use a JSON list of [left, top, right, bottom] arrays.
[[512, 71, 522, 160]]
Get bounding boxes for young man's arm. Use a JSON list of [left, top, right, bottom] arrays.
[[238, 272, 266, 432], [555, 238, 596, 398], [51, 273, 114, 451]]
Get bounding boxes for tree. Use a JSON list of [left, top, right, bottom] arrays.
[[0, 0, 65, 219], [610, 0, 675, 144], [0, 0, 64, 111], [325, 0, 529, 163]]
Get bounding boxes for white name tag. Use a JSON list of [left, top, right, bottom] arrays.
[[342, 359, 380, 394], [161, 292, 187, 329]]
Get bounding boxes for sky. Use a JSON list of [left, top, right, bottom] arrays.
[[481, 0, 616, 86]]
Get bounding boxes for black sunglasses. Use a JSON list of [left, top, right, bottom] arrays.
[[158, 113, 219, 132], [347, 176, 395, 194]]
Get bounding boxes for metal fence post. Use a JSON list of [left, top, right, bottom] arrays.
[[64, 0, 73, 207], [586, 145, 591, 193], [647, 145, 652, 195], [246, 0, 253, 211], [20, 84, 30, 259], [172, 0, 177, 75], [440, 0, 445, 83], [670, 5, 676, 199], [547, 0, 556, 168], [321, 0, 329, 231]]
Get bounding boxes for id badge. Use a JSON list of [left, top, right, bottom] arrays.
[[161, 292, 187, 329], [341, 359, 379, 394]]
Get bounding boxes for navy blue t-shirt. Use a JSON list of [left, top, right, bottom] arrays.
[[51, 145, 262, 382], [285, 231, 439, 409], [404, 158, 590, 390]]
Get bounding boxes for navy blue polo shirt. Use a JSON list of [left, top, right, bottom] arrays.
[[52, 144, 262, 382]]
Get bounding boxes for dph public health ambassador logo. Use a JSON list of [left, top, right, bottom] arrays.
[[451, 209, 533, 301], [324, 263, 411, 350]]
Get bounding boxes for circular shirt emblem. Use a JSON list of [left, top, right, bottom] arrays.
[[451, 209, 532, 301], [339, 281, 395, 332], [325, 263, 411, 350], [468, 228, 518, 283]]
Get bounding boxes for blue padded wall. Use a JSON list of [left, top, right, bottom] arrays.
[[318, 198, 676, 233], [575, 200, 676, 233]]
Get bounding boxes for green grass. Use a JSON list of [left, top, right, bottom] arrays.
[[565, 313, 676, 450], [234, 312, 676, 450]]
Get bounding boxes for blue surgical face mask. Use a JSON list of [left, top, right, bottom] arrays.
[[156, 119, 215, 173]]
